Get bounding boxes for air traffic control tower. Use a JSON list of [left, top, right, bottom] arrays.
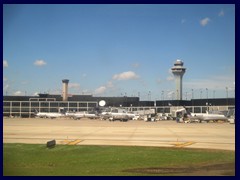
[[62, 79, 69, 101], [171, 60, 186, 100]]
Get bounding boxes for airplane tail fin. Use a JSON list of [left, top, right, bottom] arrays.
[[33, 109, 39, 116]]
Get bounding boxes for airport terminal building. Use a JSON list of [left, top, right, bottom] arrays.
[[3, 93, 235, 118]]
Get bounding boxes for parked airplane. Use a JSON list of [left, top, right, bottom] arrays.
[[34, 109, 65, 119], [65, 111, 97, 120], [100, 108, 137, 121], [189, 112, 228, 123], [174, 107, 229, 123]]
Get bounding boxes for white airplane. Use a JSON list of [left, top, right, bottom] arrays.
[[66, 111, 97, 120], [185, 110, 228, 123], [34, 109, 65, 119], [100, 108, 137, 121], [190, 111, 228, 123]]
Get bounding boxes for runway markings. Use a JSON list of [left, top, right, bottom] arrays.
[[60, 139, 82, 145], [172, 141, 196, 148], [67, 139, 82, 145], [61, 140, 71, 144]]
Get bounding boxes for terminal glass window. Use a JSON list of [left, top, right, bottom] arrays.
[[31, 102, 40, 107], [164, 108, 170, 113], [12, 102, 20, 107], [40, 102, 49, 107], [202, 107, 207, 113], [21, 102, 29, 107], [21, 108, 29, 112], [12, 108, 20, 112], [88, 103, 97, 108], [69, 103, 77, 107], [3, 102, 10, 106], [79, 103, 87, 107], [50, 102, 58, 108], [59, 103, 68, 107], [194, 107, 201, 113], [50, 108, 58, 113], [3, 108, 10, 112]]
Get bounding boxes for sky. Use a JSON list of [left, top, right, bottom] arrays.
[[3, 4, 235, 101]]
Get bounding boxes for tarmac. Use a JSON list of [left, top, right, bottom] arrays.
[[3, 117, 235, 151]]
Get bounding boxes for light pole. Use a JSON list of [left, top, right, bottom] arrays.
[[233, 82, 235, 98], [234, 87, 235, 98], [200, 89, 202, 99], [213, 90, 215, 99], [161, 91, 164, 101], [226, 87, 228, 107], [206, 88, 208, 107], [191, 89, 194, 113], [226, 87, 228, 99], [206, 88, 208, 99]]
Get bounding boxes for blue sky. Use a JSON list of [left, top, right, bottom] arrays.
[[3, 4, 235, 100]]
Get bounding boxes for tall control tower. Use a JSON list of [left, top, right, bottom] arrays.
[[171, 60, 186, 100], [62, 79, 69, 101]]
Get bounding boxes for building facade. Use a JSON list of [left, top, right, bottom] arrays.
[[3, 94, 235, 117]]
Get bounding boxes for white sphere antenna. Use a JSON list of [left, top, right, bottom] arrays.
[[99, 100, 106, 107]]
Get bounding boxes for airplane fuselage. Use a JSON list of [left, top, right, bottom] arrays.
[[36, 112, 64, 118]]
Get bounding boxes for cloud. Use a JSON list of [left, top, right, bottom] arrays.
[[33, 92, 39, 96], [200, 17, 210, 26], [132, 63, 140, 68], [106, 81, 114, 88], [156, 78, 162, 84], [181, 19, 186, 24], [112, 71, 139, 80], [21, 81, 28, 85], [3, 60, 8, 68], [94, 81, 116, 95], [68, 83, 81, 94], [167, 68, 174, 81], [13, 91, 23, 96], [3, 77, 9, 92], [49, 88, 62, 94], [167, 76, 174, 81], [68, 83, 80, 89], [4, 84, 9, 91], [94, 86, 107, 95], [34, 59, 47, 66], [218, 10, 224, 17], [168, 68, 173, 74], [167, 91, 175, 99]]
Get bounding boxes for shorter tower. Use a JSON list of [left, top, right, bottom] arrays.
[[171, 60, 186, 100], [62, 79, 69, 101]]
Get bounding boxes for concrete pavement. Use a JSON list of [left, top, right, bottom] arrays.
[[3, 117, 235, 151]]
